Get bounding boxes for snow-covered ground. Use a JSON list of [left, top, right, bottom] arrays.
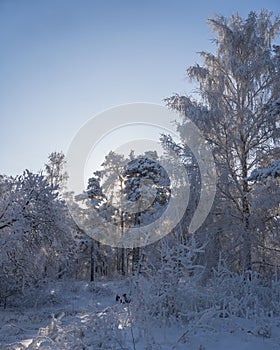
[[1, 279, 280, 349]]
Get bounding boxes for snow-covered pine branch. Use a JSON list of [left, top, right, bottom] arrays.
[[246, 160, 280, 181]]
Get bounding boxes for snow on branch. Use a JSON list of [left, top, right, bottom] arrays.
[[246, 160, 280, 181]]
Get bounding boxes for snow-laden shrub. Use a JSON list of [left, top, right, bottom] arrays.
[[209, 261, 280, 319], [19, 304, 130, 350], [130, 235, 207, 326], [130, 235, 280, 334]]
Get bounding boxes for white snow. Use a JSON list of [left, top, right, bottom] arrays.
[[1, 279, 280, 350]]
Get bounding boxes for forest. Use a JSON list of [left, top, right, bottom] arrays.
[[0, 10, 280, 350]]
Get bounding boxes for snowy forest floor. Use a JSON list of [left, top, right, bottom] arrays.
[[1, 279, 280, 350]]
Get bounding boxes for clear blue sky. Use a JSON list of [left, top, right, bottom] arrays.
[[0, 0, 279, 176]]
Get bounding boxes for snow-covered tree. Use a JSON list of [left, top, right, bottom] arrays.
[[165, 11, 280, 272], [75, 173, 111, 281], [44, 151, 68, 190], [88, 152, 129, 276], [122, 153, 171, 272], [123, 154, 170, 225], [0, 170, 74, 306], [245, 160, 280, 273]]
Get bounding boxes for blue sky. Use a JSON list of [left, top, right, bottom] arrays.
[[0, 0, 279, 176]]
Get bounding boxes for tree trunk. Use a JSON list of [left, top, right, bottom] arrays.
[[241, 148, 252, 272], [121, 247, 125, 276], [90, 240, 95, 282]]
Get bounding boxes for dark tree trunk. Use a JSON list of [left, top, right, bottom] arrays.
[[90, 240, 95, 282], [241, 147, 252, 272]]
